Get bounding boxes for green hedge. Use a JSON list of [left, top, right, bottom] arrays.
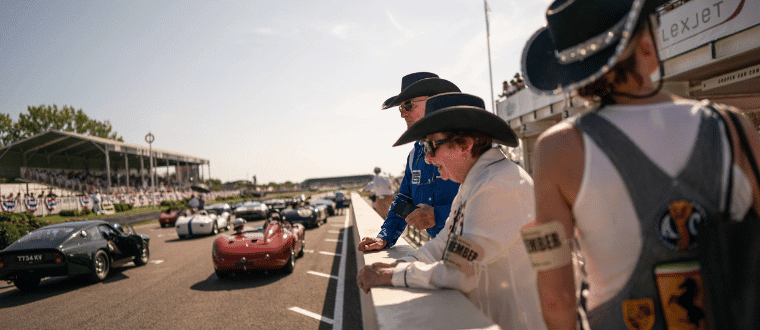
[[0, 213, 51, 250], [160, 200, 186, 209], [113, 203, 133, 212]]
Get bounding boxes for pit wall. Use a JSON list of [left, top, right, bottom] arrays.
[[349, 192, 499, 330]]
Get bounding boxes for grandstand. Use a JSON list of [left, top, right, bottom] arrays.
[[301, 174, 373, 191], [0, 129, 209, 195]]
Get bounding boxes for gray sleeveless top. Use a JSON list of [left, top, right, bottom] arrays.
[[573, 106, 728, 330]]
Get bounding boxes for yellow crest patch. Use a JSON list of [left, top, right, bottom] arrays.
[[655, 262, 707, 330], [622, 298, 655, 330]]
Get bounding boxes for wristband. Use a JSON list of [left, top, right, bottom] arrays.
[[520, 221, 572, 271]]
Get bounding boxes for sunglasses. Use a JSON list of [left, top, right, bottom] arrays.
[[422, 137, 454, 157], [399, 99, 426, 113]]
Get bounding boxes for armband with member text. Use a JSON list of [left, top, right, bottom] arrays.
[[520, 221, 572, 271]]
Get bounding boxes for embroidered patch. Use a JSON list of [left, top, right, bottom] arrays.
[[656, 200, 705, 251], [654, 262, 707, 330], [411, 170, 421, 184], [443, 233, 484, 276], [622, 298, 655, 330]]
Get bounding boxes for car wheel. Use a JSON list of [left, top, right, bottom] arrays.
[[282, 246, 295, 274], [134, 240, 150, 266], [225, 220, 231, 231], [89, 250, 110, 282], [215, 269, 228, 279], [160, 223, 165, 228], [14, 277, 40, 292], [178, 234, 187, 239], [298, 239, 305, 258], [211, 222, 219, 235]]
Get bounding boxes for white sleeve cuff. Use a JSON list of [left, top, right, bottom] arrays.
[[391, 262, 411, 287]]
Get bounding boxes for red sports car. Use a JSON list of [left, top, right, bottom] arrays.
[[159, 208, 183, 227], [211, 219, 305, 278]]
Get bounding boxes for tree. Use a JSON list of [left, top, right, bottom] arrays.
[[0, 113, 19, 147], [1, 105, 123, 147]]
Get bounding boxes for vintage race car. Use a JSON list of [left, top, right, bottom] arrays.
[[263, 198, 288, 213], [212, 219, 305, 278], [205, 203, 232, 221], [234, 201, 269, 220], [159, 208, 183, 227], [0, 220, 150, 291], [175, 209, 230, 239], [281, 205, 327, 228], [311, 199, 337, 216]]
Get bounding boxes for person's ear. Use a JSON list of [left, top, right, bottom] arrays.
[[461, 137, 474, 155]]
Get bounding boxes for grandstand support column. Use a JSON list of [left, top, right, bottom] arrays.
[[105, 149, 111, 192], [140, 154, 145, 189], [124, 152, 129, 189]]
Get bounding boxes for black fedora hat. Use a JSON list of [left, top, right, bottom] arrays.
[[381, 72, 461, 110], [393, 93, 518, 147], [522, 0, 660, 95]]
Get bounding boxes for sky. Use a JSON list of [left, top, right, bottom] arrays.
[[0, 0, 552, 184]]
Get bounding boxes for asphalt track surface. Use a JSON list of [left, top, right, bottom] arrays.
[[0, 212, 362, 330]]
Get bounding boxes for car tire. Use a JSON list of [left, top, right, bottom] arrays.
[[283, 246, 295, 274], [14, 277, 40, 292], [298, 239, 305, 258], [211, 222, 219, 235], [134, 240, 150, 266], [215, 269, 228, 279], [178, 234, 187, 239], [89, 250, 110, 282], [225, 220, 231, 231], [160, 223, 165, 228]]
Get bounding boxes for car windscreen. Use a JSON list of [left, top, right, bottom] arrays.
[[206, 208, 225, 215], [15, 227, 76, 244]]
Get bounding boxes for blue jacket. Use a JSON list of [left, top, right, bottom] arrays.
[[377, 141, 460, 247]]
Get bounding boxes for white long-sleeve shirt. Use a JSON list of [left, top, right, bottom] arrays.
[[367, 173, 394, 197], [390, 148, 546, 330]]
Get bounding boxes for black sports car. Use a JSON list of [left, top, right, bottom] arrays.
[[281, 205, 327, 228], [0, 220, 150, 291]]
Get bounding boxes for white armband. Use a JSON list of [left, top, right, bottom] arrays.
[[520, 221, 572, 271]]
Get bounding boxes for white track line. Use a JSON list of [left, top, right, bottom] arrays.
[[333, 211, 349, 330], [307, 271, 338, 280], [319, 251, 342, 257], [328, 230, 341, 234], [325, 238, 343, 243], [289, 307, 334, 325], [303, 249, 315, 253], [330, 224, 346, 227]]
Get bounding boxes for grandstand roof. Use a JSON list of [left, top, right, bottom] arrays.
[[0, 129, 208, 166]]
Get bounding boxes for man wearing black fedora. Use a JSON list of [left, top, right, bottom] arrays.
[[357, 93, 545, 329], [357, 72, 461, 252], [520, 0, 760, 329]]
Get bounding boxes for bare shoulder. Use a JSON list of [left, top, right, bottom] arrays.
[[532, 120, 585, 206], [534, 120, 584, 167]]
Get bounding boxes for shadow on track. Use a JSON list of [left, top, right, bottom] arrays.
[[0, 267, 133, 308], [190, 270, 289, 292]]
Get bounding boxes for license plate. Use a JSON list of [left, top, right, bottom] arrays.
[[235, 261, 253, 266], [17, 254, 43, 263]]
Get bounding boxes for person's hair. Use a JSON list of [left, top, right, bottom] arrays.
[[444, 131, 492, 158], [576, 20, 651, 105]]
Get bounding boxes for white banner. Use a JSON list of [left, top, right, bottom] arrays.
[[657, 0, 760, 60]]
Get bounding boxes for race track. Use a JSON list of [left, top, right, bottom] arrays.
[[0, 212, 362, 330]]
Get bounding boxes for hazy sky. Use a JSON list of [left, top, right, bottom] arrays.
[[1, 0, 551, 183]]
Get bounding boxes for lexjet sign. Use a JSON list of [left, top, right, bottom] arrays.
[[657, 0, 760, 60]]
